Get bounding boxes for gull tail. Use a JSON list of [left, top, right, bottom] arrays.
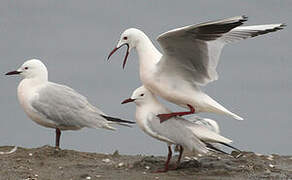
[[101, 115, 135, 127], [228, 111, 243, 121], [215, 107, 243, 121], [203, 94, 244, 121]]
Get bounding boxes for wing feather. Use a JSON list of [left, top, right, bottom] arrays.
[[156, 16, 284, 86], [31, 83, 111, 129]]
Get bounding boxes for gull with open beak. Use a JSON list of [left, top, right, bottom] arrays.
[[122, 86, 239, 172], [6, 59, 134, 149], [108, 16, 285, 122]]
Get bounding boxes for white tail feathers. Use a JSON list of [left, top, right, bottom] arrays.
[[229, 111, 244, 121]]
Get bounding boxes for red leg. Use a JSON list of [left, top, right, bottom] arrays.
[[176, 145, 184, 167], [153, 146, 172, 173], [169, 145, 184, 170], [158, 104, 195, 123], [55, 128, 61, 149]]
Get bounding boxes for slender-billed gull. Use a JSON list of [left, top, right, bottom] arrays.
[[122, 86, 239, 172], [6, 59, 134, 148], [108, 16, 285, 122]]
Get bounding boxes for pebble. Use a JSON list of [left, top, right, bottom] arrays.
[[86, 176, 91, 180], [28, 153, 33, 156], [102, 158, 111, 163], [269, 164, 275, 168], [184, 156, 191, 160], [145, 166, 150, 170], [267, 155, 274, 161], [193, 157, 198, 160], [118, 162, 124, 167]]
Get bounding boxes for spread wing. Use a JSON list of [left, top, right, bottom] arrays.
[[157, 16, 285, 86]]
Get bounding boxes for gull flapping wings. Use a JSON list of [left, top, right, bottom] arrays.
[[31, 82, 133, 130], [157, 16, 285, 86]]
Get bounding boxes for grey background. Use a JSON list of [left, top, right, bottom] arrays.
[[0, 0, 291, 155]]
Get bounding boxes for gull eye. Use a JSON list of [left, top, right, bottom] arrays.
[[140, 93, 144, 97], [24, 67, 29, 70], [123, 36, 128, 40]]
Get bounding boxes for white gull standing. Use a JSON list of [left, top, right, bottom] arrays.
[[108, 16, 285, 122], [122, 86, 239, 172], [6, 59, 134, 148]]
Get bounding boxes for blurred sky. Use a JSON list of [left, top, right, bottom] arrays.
[[0, 0, 291, 155]]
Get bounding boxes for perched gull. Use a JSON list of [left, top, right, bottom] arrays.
[[6, 59, 134, 148], [108, 16, 285, 122], [122, 86, 239, 172]]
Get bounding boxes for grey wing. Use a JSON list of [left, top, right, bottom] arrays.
[[221, 24, 285, 43], [31, 83, 113, 130], [147, 114, 208, 154], [157, 16, 284, 86], [157, 16, 247, 86]]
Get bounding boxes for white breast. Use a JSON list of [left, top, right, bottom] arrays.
[[17, 79, 56, 129], [135, 105, 174, 144]]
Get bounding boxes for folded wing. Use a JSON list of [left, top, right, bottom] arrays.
[[31, 83, 117, 130]]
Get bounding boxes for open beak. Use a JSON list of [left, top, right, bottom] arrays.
[[5, 70, 21, 75], [107, 43, 129, 69], [121, 98, 135, 104]]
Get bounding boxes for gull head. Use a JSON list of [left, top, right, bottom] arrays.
[[108, 28, 145, 69], [121, 86, 153, 106], [6, 59, 48, 80]]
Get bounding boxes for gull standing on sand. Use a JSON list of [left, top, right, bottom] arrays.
[[108, 16, 285, 122], [122, 86, 239, 172], [6, 59, 134, 148]]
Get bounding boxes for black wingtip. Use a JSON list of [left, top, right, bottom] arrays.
[[241, 15, 248, 21], [219, 142, 241, 152], [280, 23, 287, 28], [101, 115, 135, 124], [205, 142, 229, 155]]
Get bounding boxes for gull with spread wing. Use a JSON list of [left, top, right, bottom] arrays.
[[6, 59, 134, 148], [108, 16, 285, 122]]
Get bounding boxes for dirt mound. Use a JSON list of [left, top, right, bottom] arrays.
[[0, 146, 291, 180]]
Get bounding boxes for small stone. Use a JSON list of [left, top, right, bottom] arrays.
[[35, 174, 39, 177], [145, 166, 150, 170], [155, 177, 159, 179], [184, 156, 191, 160], [86, 176, 91, 180], [102, 158, 111, 163], [28, 153, 33, 156], [267, 155, 274, 161], [142, 171, 147, 174], [96, 175, 102, 178], [118, 162, 124, 167], [269, 164, 275, 168]]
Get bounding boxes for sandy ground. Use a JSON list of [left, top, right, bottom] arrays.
[[0, 146, 291, 180]]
